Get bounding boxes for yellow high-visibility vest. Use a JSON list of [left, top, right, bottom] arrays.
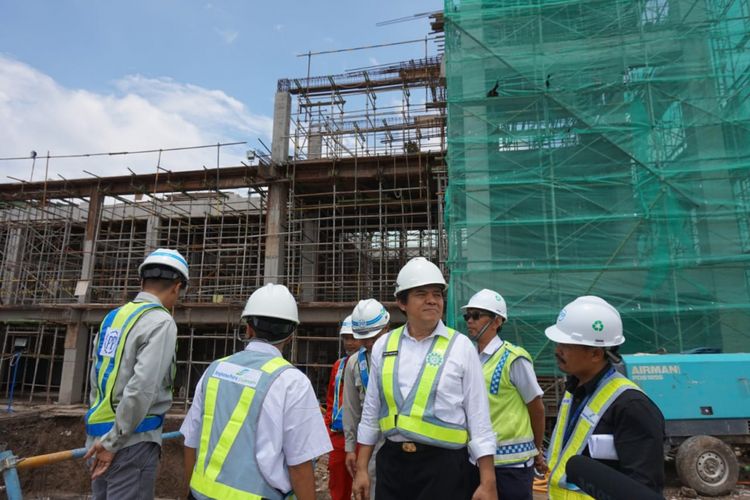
[[547, 370, 641, 499], [483, 341, 538, 466], [378, 326, 468, 448], [86, 301, 169, 436], [190, 352, 292, 500]]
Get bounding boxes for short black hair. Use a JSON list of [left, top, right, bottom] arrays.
[[247, 316, 296, 344], [140, 264, 186, 291], [396, 286, 445, 305]]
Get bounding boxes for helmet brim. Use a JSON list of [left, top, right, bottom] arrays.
[[393, 282, 448, 298], [352, 328, 382, 340], [544, 324, 573, 344]]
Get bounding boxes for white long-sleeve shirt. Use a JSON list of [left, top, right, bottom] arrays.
[[357, 320, 496, 461]]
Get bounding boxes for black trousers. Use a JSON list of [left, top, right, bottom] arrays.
[[468, 462, 535, 500], [375, 439, 473, 500]]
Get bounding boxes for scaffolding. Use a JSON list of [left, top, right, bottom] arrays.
[[444, 0, 750, 373], [282, 55, 447, 303]]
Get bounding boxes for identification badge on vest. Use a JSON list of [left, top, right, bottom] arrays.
[[212, 362, 262, 388], [383, 350, 398, 357], [99, 328, 121, 357]]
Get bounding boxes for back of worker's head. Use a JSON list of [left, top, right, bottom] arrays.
[[242, 283, 299, 345], [139, 249, 189, 307]]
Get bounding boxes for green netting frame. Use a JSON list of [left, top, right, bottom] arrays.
[[444, 0, 750, 374]]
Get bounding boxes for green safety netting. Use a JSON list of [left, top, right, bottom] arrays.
[[443, 0, 750, 374]]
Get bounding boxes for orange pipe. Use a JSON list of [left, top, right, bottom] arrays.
[[16, 449, 80, 470]]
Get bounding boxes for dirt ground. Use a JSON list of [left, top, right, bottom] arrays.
[[1, 405, 748, 499], [0, 405, 331, 500]]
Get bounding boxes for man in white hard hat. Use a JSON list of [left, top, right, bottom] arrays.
[[181, 284, 332, 500], [462, 289, 546, 500], [544, 296, 664, 498], [325, 315, 360, 500], [352, 257, 497, 500], [84, 248, 188, 500], [343, 299, 390, 498]]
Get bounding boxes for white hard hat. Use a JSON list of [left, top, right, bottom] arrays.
[[241, 283, 299, 324], [545, 296, 624, 347], [139, 248, 189, 282], [351, 299, 390, 339], [461, 289, 508, 320], [340, 315, 354, 335], [394, 257, 447, 297]]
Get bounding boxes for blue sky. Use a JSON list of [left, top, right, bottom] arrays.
[[0, 0, 441, 179]]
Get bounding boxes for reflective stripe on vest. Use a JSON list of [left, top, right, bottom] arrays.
[[357, 347, 369, 391], [85, 301, 168, 437], [190, 351, 292, 500], [330, 355, 348, 432], [483, 341, 538, 466], [377, 326, 468, 448], [547, 371, 641, 499]]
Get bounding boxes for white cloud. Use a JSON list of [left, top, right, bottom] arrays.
[[216, 28, 239, 44], [0, 55, 272, 181]]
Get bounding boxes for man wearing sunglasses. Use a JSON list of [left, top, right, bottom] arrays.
[[463, 289, 546, 500]]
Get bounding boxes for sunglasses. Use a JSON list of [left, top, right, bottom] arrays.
[[463, 311, 491, 322]]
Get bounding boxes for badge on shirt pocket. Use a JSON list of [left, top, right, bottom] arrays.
[[99, 328, 121, 357], [426, 352, 444, 366]]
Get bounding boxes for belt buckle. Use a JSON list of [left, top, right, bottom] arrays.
[[401, 442, 417, 453]]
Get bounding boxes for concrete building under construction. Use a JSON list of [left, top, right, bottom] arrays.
[[0, 17, 449, 409]]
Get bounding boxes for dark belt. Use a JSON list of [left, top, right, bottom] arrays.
[[384, 438, 459, 454]]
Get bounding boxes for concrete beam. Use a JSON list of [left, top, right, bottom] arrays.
[[0, 302, 407, 326], [0, 165, 263, 202]]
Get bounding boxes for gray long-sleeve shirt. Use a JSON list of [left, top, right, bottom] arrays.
[[85, 291, 177, 453], [342, 349, 369, 453]]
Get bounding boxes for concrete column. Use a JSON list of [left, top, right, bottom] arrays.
[[58, 312, 89, 404], [264, 91, 292, 284], [308, 124, 323, 159], [0, 225, 25, 304], [61, 188, 102, 403], [299, 218, 319, 302], [145, 214, 161, 253], [76, 188, 103, 304]]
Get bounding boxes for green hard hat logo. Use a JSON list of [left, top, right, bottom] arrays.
[[592, 320, 604, 332], [495, 294, 501, 301]]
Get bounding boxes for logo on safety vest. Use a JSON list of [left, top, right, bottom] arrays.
[[99, 328, 121, 357], [592, 320, 604, 332], [425, 352, 444, 366], [213, 362, 262, 388]]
